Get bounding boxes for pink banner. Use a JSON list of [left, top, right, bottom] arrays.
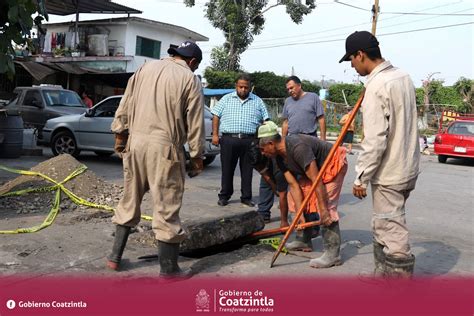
[[0, 276, 472, 315]]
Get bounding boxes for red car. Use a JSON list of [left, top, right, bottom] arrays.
[[434, 118, 474, 163]]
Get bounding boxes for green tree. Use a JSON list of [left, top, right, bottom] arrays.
[[327, 83, 364, 105], [204, 68, 238, 88], [430, 86, 463, 106], [415, 87, 424, 106], [0, 0, 48, 79], [210, 45, 229, 71], [453, 77, 473, 113], [203, 68, 319, 98], [250, 71, 287, 98], [184, 0, 315, 71], [302, 80, 321, 95]]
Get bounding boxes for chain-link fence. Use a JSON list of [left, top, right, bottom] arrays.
[[262, 98, 362, 135], [417, 104, 467, 136], [259, 99, 463, 138]]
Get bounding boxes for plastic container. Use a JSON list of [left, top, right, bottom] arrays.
[[87, 34, 109, 56], [0, 111, 24, 158]]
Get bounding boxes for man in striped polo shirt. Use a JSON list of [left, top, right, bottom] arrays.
[[211, 74, 269, 207]]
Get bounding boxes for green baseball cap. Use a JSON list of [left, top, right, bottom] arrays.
[[257, 121, 279, 138]]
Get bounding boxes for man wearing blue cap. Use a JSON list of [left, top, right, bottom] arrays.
[[340, 31, 420, 277], [107, 40, 205, 280]]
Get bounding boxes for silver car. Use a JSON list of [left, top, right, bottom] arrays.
[[42, 95, 220, 165]]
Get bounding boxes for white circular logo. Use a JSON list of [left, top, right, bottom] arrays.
[[6, 299, 16, 309]]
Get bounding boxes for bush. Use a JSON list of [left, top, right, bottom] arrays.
[[327, 83, 364, 105]]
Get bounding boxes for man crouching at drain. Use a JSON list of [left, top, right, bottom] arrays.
[[257, 121, 348, 268]]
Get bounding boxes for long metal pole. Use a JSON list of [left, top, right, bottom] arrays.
[[270, 88, 366, 268]]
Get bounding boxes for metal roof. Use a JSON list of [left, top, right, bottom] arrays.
[[45, 17, 209, 42], [45, 0, 142, 16], [14, 61, 131, 81], [203, 88, 235, 96]]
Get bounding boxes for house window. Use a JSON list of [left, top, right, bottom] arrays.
[[135, 36, 161, 59]]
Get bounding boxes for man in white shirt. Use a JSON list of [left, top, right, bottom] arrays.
[[339, 31, 420, 278]]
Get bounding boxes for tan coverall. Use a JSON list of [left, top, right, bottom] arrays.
[[111, 57, 205, 243]]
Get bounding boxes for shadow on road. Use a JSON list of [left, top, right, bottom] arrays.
[[444, 157, 474, 167], [413, 241, 461, 275]]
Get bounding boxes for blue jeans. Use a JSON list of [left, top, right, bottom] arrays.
[[257, 176, 274, 219]]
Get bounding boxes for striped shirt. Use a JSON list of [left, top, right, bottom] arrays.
[[211, 91, 269, 134]]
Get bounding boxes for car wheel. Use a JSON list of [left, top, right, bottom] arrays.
[[438, 155, 447, 163], [51, 131, 81, 157], [203, 155, 216, 166], [94, 151, 114, 157]]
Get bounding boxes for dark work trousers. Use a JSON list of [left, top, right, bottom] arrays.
[[218, 135, 254, 202], [257, 177, 274, 219], [257, 161, 288, 219]]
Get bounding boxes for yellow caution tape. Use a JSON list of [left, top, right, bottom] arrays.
[[258, 237, 288, 254], [0, 164, 152, 234]]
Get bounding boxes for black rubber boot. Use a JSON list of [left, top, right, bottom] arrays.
[[385, 254, 415, 278], [106, 225, 131, 271], [309, 221, 342, 268], [373, 240, 386, 277], [158, 241, 193, 281]]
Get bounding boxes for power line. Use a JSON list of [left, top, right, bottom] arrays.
[[249, 7, 472, 49], [247, 21, 474, 50], [376, 1, 465, 21], [202, 18, 473, 53], [335, 0, 474, 16], [334, 1, 369, 12], [381, 11, 474, 16], [249, 1, 469, 45], [378, 21, 474, 36], [378, 8, 473, 31]]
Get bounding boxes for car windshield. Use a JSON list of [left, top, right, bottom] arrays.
[[5, 93, 19, 107], [42, 90, 86, 107], [448, 121, 474, 136]]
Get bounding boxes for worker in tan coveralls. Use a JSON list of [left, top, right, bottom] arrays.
[[106, 41, 205, 279]]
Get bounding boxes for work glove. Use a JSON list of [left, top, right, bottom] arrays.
[[114, 133, 128, 157], [187, 157, 204, 178]]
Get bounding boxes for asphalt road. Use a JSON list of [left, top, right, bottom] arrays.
[[0, 148, 472, 277]]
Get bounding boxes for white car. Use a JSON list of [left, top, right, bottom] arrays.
[[42, 95, 219, 165]]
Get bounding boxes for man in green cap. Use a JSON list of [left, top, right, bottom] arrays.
[[258, 121, 348, 268]]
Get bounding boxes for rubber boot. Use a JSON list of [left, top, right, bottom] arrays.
[[309, 221, 342, 268], [106, 225, 131, 271], [385, 254, 415, 278], [158, 241, 193, 281], [286, 227, 313, 252], [373, 240, 386, 277]]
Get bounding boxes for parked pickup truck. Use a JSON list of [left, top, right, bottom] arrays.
[[4, 85, 87, 140]]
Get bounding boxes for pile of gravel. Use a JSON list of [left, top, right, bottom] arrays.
[[0, 154, 123, 217]]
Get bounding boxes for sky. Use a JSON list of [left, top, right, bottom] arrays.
[[47, 0, 474, 87]]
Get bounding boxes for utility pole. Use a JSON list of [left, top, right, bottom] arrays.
[[321, 75, 325, 88], [371, 0, 380, 35]]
